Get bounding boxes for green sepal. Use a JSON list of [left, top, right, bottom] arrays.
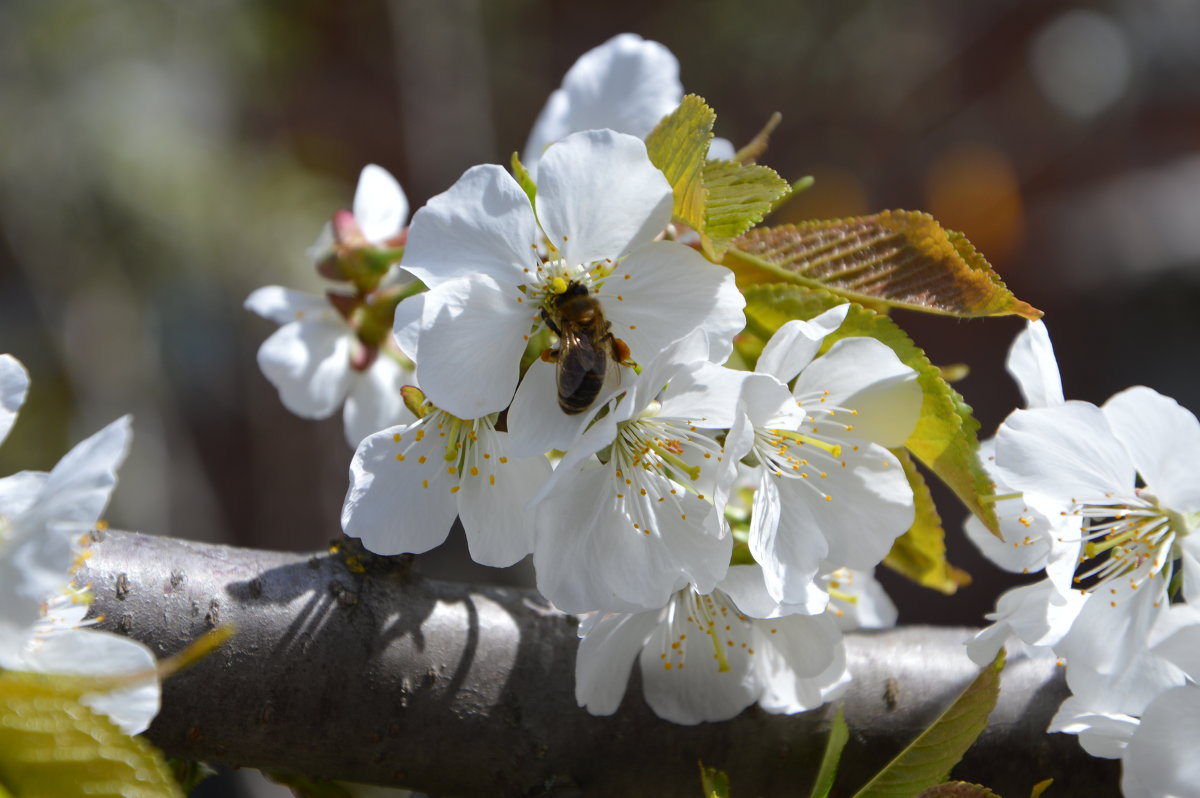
[[698, 761, 731, 798], [851, 649, 1006, 798], [0, 670, 182, 798], [741, 283, 1001, 538], [510, 152, 537, 206]]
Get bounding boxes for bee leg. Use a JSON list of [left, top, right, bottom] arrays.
[[540, 347, 559, 363], [606, 334, 636, 367], [540, 308, 562, 337]]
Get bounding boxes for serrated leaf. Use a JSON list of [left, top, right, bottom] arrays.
[[808, 704, 849, 798], [0, 671, 182, 798], [701, 159, 789, 257], [742, 284, 1000, 537], [884, 450, 972, 594], [918, 782, 1001, 797], [852, 650, 1006, 798], [645, 94, 715, 231], [698, 761, 731, 798], [725, 212, 1042, 320]]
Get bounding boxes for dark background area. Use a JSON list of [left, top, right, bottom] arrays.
[[2, 0, 1199, 627]]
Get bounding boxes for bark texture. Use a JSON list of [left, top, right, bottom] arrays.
[[79, 530, 1119, 797]]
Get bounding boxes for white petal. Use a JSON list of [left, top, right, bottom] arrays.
[[340, 423, 459, 556], [794, 442, 913, 571], [1059, 583, 1182, 712], [1123, 686, 1200, 798], [353, 164, 408, 245], [794, 337, 921, 449], [994, 402, 1133, 508], [457, 428, 548, 567], [757, 639, 851, 715], [506, 359, 594, 458], [963, 494, 1056, 575], [533, 467, 727, 613], [1006, 320, 1064, 408], [750, 472, 828, 605], [722, 564, 827, 618], [244, 286, 332, 325], [599, 241, 744, 366], [1103, 386, 1200, 512], [638, 612, 757, 725], [409, 275, 533, 420], [1048, 695, 1137, 759], [256, 318, 353, 418], [755, 611, 841, 680], [342, 353, 415, 447], [658, 361, 751, 431], [536, 130, 672, 266], [575, 609, 660, 715], [523, 33, 681, 171], [1149, 603, 1200, 681], [756, 305, 850, 384], [708, 137, 736, 161], [0, 354, 30, 447], [401, 164, 537, 288], [24, 629, 159, 735], [826, 568, 896, 630], [0, 470, 48, 518], [24, 416, 132, 530]]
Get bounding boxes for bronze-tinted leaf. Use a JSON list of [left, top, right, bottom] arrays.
[[726, 212, 1041, 320]]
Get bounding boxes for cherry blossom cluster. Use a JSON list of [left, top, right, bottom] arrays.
[[248, 34, 920, 726], [0, 354, 159, 735], [966, 321, 1200, 797]]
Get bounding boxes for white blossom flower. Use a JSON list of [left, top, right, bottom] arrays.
[[341, 396, 550, 567], [574, 564, 847, 724], [530, 331, 747, 613], [395, 129, 743, 427], [1120, 685, 1200, 798], [3, 590, 160, 735], [990, 387, 1200, 697], [0, 354, 158, 735], [247, 165, 415, 445], [0, 364, 133, 660], [524, 34, 736, 176], [723, 306, 921, 606]]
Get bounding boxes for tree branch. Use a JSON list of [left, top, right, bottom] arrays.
[[78, 530, 1117, 797]]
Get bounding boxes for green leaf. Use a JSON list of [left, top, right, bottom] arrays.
[[808, 704, 849, 798], [918, 783, 1001, 797], [852, 650, 1006, 798], [698, 762, 731, 798], [510, 152, 537, 206], [725, 212, 1042, 320], [0, 671, 182, 798], [884, 450, 973, 594], [741, 283, 1001, 537], [645, 94, 715, 231], [701, 159, 789, 257], [1030, 778, 1054, 797], [264, 772, 354, 798]]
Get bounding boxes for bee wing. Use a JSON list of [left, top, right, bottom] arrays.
[[556, 326, 605, 398]]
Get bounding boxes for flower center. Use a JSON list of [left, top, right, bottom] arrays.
[[609, 414, 720, 536], [1068, 489, 1186, 601], [656, 589, 755, 674]]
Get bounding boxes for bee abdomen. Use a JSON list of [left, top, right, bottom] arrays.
[[558, 365, 604, 414]]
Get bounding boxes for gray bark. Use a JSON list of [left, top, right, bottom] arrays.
[[78, 530, 1119, 797]]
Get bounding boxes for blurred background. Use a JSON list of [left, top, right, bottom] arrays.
[[3, 0, 1200, 637]]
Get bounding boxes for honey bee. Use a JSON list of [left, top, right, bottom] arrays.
[[540, 281, 633, 414]]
